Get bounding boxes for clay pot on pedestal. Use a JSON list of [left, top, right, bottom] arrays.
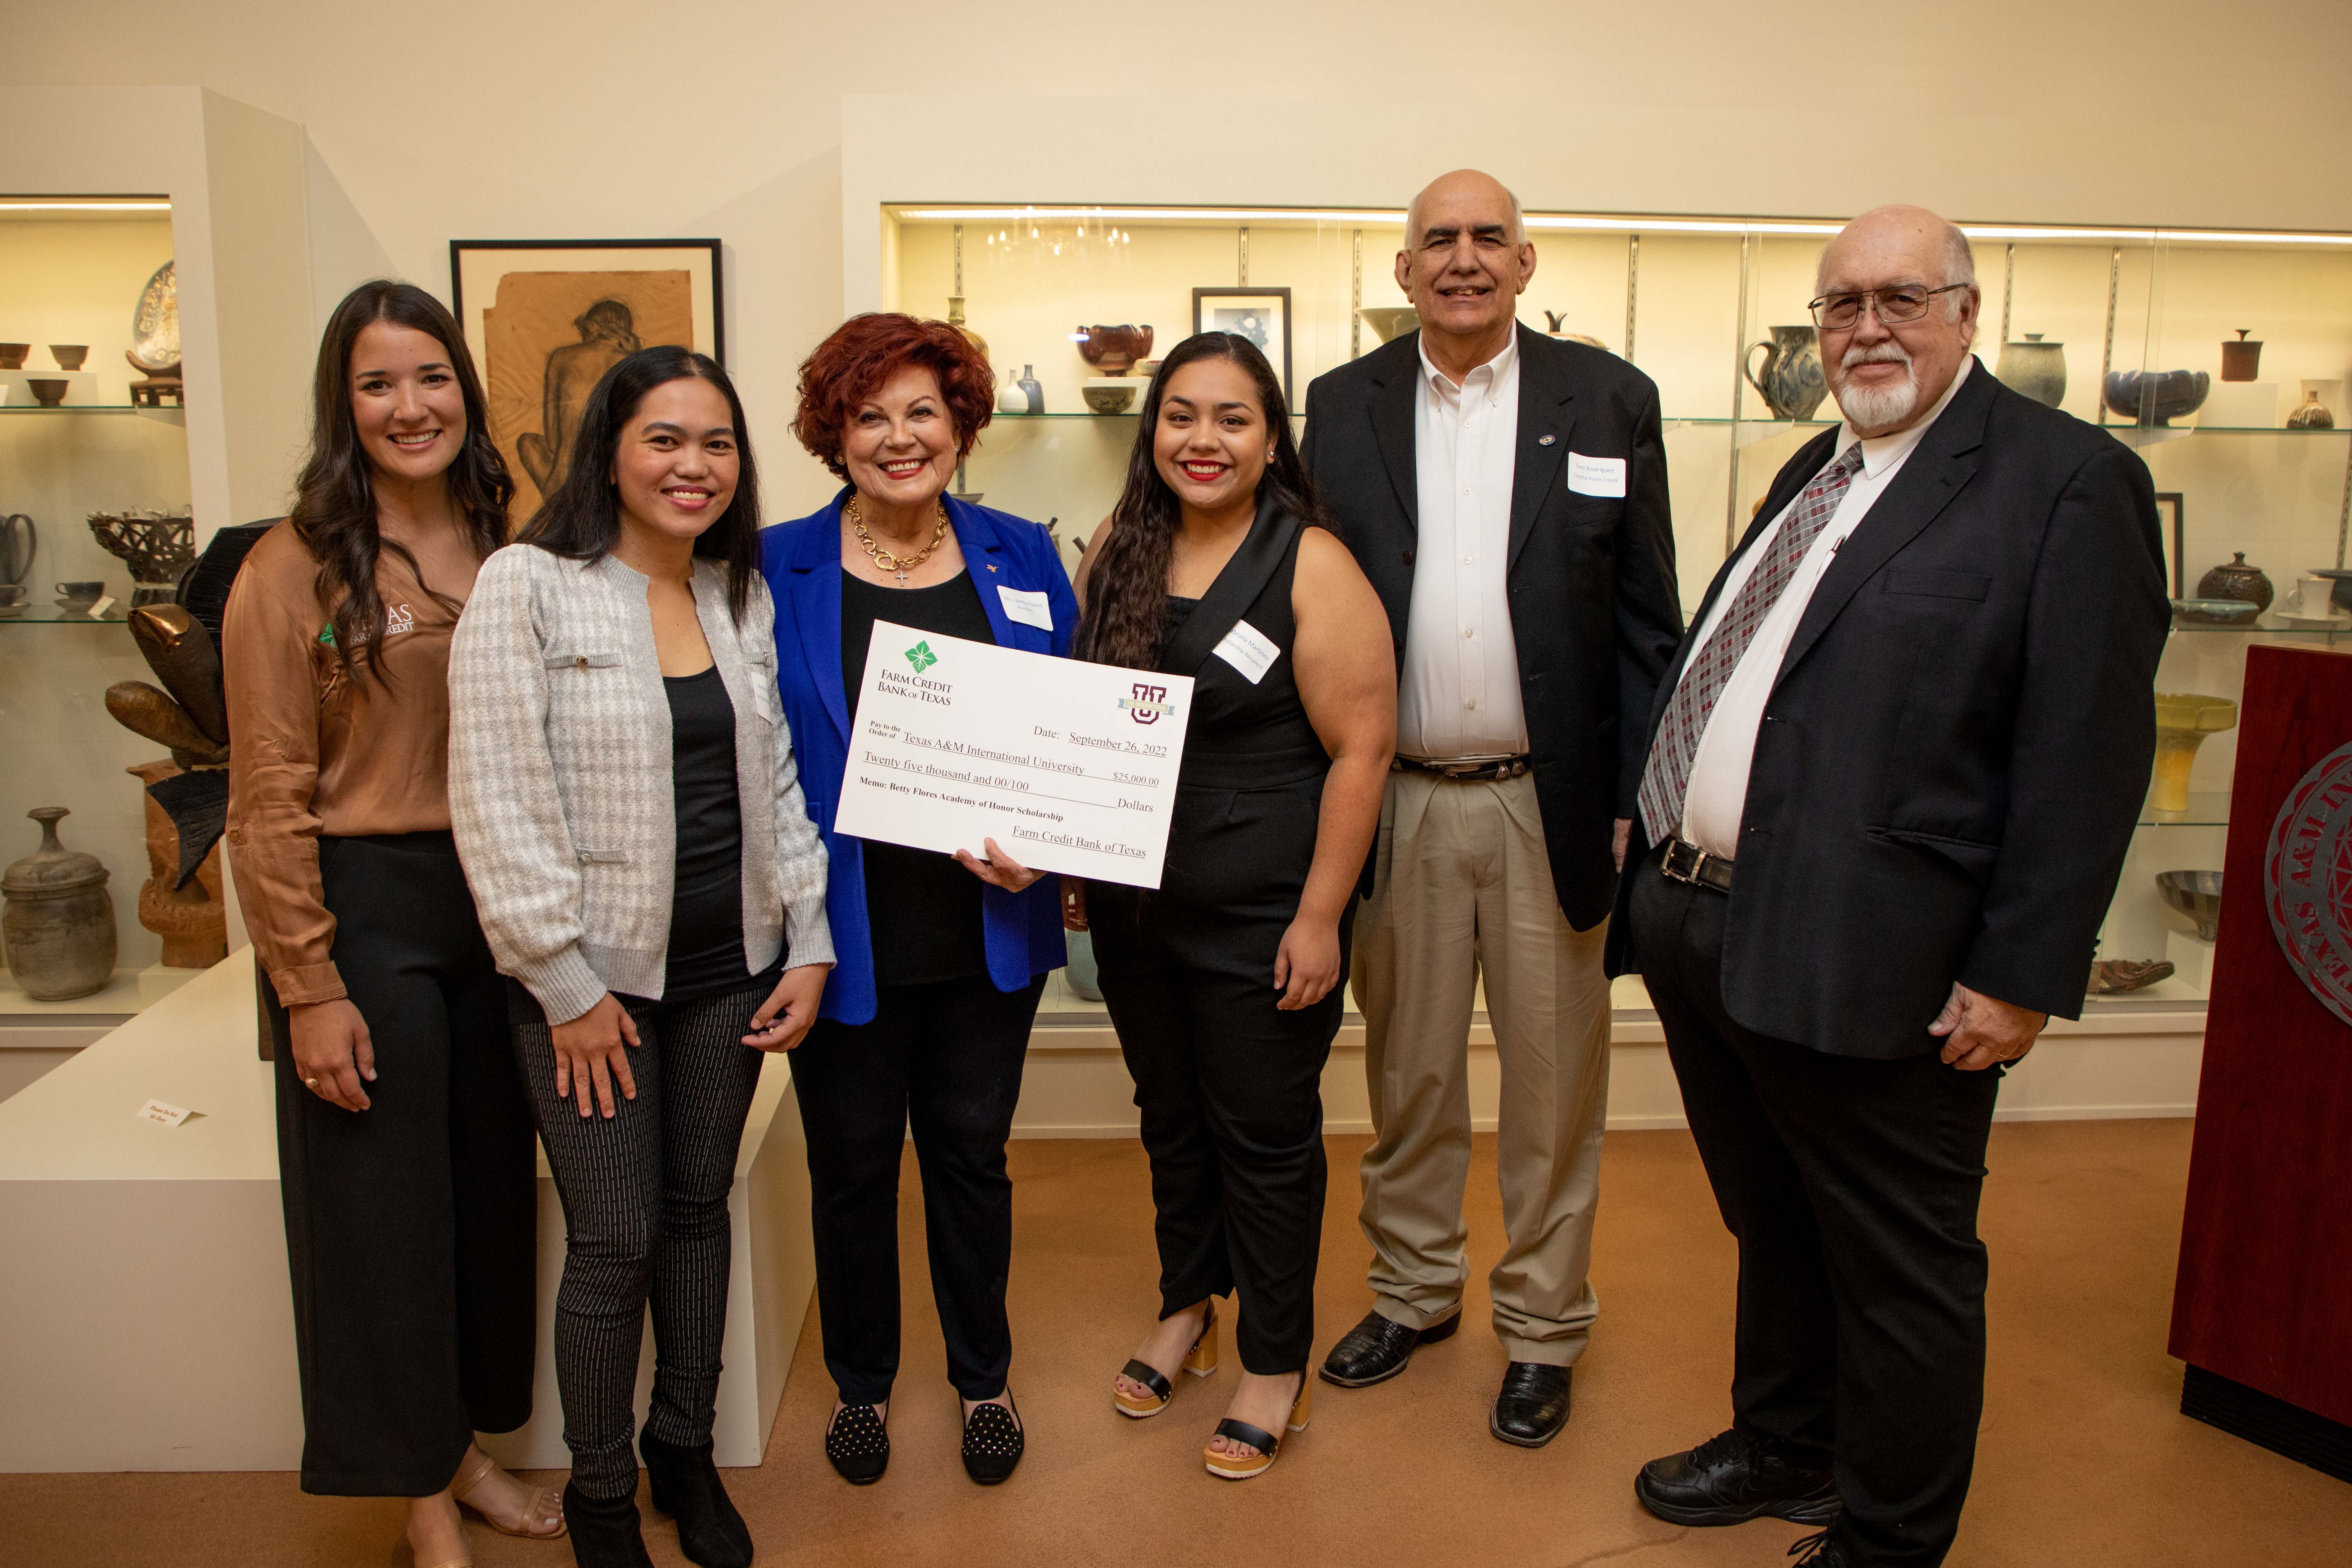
[[49, 344, 88, 371], [27, 379, 68, 408], [2, 808, 117, 1000], [2195, 552, 2274, 616], [2219, 330, 2262, 382], [2149, 695, 2237, 815], [127, 760, 226, 969], [1744, 326, 1828, 421], [1995, 334, 2067, 407], [0, 344, 29, 369]]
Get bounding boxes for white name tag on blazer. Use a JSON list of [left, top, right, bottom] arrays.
[[1212, 620, 1281, 685], [997, 585, 1053, 631], [1567, 452, 1626, 498]]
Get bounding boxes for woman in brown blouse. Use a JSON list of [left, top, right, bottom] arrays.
[[224, 281, 561, 1568]]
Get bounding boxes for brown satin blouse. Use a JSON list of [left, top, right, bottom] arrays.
[[223, 520, 475, 1007]]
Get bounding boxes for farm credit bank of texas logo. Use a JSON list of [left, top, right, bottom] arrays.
[[2266, 738, 2352, 1031], [1120, 683, 1172, 725], [904, 640, 938, 674]]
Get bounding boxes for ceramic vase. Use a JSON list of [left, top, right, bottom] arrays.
[[2149, 695, 2237, 815], [1744, 326, 1828, 421], [2219, 330, 2262, 382], [2287, 380, 2337, 429], [2195, 552, 2273, 615], [1995, 334, 2067, 407], [1016, 364, 1043, 415], [2, 808, 117, 1000]]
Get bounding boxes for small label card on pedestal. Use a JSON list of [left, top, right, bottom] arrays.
[[133, 1098, 195, 1127]]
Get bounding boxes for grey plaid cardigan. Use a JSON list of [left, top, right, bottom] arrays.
[[447, 544, 833, 1024]]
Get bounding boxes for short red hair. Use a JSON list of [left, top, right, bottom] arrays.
[[791, 312, 995, 480]]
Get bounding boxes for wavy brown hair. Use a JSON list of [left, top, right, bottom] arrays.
[[289, 280, 512, 683], [790, 312, 995, 478], [1076, 332, 1325, 670]]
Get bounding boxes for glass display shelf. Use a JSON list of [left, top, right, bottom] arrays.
[[2138, 790, 2230, 827], [0, 607, 133, 624], [2169, 620, 2349, 637]]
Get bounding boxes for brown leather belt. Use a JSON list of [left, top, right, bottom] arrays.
[[1392, 754, 1529, 783], [1659, 835, 1735, 892]]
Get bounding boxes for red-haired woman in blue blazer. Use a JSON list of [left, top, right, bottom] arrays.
[[762, 312, 1076, 1489]]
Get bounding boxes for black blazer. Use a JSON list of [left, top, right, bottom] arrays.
[[1301, 325, 1683, 929], [1606, 360, 2170, 1058]]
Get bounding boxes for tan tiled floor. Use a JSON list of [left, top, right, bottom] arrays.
[[6, 1121, 2347, 1566]]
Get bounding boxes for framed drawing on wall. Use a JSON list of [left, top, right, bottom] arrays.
[[1192, 287, 1292, 405], [450, 238, 724, 519]]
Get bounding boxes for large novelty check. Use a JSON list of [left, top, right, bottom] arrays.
[[830, 621, 1196, 889]]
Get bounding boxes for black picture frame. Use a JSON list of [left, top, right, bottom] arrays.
[[2155, 491, 2185, 599], [448, 238, 726, 367], [1191, 287, 1293, 405]]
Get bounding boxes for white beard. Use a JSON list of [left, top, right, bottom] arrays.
[[1830, 343, 1920, 430]]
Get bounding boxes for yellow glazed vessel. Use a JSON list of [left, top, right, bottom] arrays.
[[2149, 693, 2238, 813]]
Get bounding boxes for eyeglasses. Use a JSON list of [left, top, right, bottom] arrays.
[[1807, 283, 1970, 331]]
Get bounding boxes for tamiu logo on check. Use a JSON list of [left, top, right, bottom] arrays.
[[1120, 683, 1173, 725], [904, 640, 938, 674]]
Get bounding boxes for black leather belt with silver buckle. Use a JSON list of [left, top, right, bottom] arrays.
[[1660, 836, 1734, 892], [1392, 754, 1530, 783]]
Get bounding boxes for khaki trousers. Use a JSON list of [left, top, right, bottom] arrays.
[[1350, 770, 1611, 1366]]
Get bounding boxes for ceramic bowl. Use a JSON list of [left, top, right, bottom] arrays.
[[1359, 307, 1420, 344], [1133, 358, 1163, 379], [2101, 369, 2209, 426], [54, 580, 102, 602], [0, 344, 27, 369], [48, 345, 88, 371], [2156, 870, 2224, 942], [2313, 568, 2352, 614], [26, 379, 68, 408], [1075, 324, 1153, 376], [1082, 384, 1135, 414], [2171, 597, 2259, 626]]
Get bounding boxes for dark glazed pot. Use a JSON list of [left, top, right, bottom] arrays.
[[2195, 552, 2274, 614], [2, 808, 117, 1000], [1075, 325, 1154, 377], [2218, 330, 2261, 383], [2102, 369, 2209, 426]]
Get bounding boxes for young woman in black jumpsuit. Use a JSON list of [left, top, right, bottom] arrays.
[[1072, 332, 1395, 1480]]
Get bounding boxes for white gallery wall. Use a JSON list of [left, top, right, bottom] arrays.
[[11, 0, 2352, 527]]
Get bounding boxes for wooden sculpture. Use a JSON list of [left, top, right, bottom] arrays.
[[103, 604, 232, 969]]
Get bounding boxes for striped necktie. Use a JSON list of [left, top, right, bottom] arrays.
[[1637, 443, 1866, 847]]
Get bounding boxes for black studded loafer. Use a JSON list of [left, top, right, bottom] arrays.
[[961, 1394, 1025, 1485], [1634, 1427, 1840, 1527], [1489, 1362, 1572, 1447], [640, 1430, 753, 1568], [824, 1403, 890, 1485], [1317, 1307, 1461, 1388]]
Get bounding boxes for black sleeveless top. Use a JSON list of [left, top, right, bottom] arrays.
[[1142, 497, 1331, 921]]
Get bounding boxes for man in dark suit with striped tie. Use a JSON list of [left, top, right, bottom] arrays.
[[1610, 205, 2168, 1568]]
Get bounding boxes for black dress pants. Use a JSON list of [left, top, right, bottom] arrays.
[[1092, 888, 1350, 1376], [790, 973, 1042, 1406], [1632, 852, 2003, 1568], [269, 831, 537, 1496], [511, 979, 771, 1500]]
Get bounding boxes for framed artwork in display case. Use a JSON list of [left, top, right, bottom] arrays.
[[449, 238, 724, 518], [1191, 287, 1292, 405]]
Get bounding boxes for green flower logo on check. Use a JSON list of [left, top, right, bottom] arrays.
[[905, 640, 938, 674]]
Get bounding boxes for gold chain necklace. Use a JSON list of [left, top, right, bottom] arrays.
[[847, 494, 950, 587]]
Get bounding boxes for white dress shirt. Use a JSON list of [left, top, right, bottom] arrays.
[[1398, 332, 1528, 759], [1678, 358, 1974, 857]]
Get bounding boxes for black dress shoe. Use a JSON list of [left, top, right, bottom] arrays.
[[562, 1481, 656, 1568], [960, 1395, 1024, 1485], [641, 1430, 753, 1568], [1489, 1362, 1572, 1447], [1633, 1427, 1840, 1527], [1318, 1308, 1461, 1387], [825, 1403, 889, 1484]]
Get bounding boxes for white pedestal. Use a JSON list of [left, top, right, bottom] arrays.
[[2167, 927, 2218, 993], [2201, 380, 2277, 428], [0, 948, 815, 1473]]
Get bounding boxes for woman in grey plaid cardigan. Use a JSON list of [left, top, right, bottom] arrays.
[[449, 346, 830, 1568]]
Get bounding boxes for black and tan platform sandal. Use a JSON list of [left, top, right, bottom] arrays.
[[1113, 1301, 1219, 1419], [1203, 1375, 1311, 1481]]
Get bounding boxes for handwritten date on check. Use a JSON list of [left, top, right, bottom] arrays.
[[830, 622, 1196, 889]]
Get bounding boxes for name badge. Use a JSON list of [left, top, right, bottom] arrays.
[[1211, 620, 1281, 685], [997, 585, 1052, 631], [1567, 452, 1627, 498]]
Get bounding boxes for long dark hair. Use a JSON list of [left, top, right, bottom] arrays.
[[1077, 332, 1326, 670], [517, 346, 762, 620], [290, 280, 512, 683]]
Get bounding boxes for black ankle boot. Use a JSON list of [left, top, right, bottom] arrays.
[[640, 1431, 754, 1568], [561, 1481, 655, 1568]]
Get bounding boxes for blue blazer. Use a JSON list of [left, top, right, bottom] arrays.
[[761, 489, 1079, 1025]]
